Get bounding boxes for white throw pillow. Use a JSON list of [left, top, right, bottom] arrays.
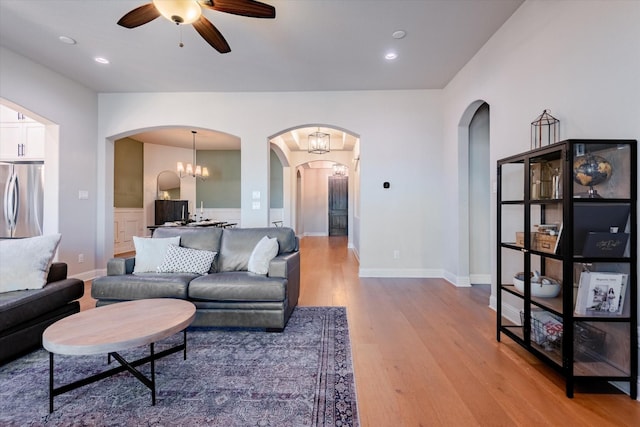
[[0, 234, 61, 292], [157, 244, 216, 275], [247, 236, 279, 275], [133, 236, 180, 274]]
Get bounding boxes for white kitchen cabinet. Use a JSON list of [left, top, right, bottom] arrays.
[[0, 105, 45, 160]]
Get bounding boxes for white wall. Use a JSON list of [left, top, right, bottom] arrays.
[[0, 46, 98, 279], [443, 0, 640, 293], [98, 90, 444, 276]]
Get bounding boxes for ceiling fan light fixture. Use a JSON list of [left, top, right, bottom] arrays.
[[153, 0, 202, 25]]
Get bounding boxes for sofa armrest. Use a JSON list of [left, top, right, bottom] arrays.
[[106, 257, 136, 275], [47, 262, 68, 283], [268, 251, 299, 279], [269, 251, 300, 318]]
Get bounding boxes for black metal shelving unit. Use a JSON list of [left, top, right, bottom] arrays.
[[497, 139, 637, 398]]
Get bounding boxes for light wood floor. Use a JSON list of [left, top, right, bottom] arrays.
[[80, 236, 639, 426]]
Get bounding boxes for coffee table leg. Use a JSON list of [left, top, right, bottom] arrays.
[[46, 331, 187, 412], [183, 329, 187, 360], [150, 343, 156, 405], [49, 353, 54, 413]]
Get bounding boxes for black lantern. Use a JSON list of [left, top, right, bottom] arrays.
[[531, 109, 560, 149]]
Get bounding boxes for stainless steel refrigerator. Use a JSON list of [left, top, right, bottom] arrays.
[[0, 161, 44, 238]]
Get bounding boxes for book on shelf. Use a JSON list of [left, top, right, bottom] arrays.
[[553, 222, 563, 254], [574, 271, 628, 315], [581, 232, 629, 258]]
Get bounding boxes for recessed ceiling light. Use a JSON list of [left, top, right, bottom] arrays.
[[58, 35, 76, 45], [392, 30, 406, 39], [385, 52, 398, 60], [94, 57, 110, 65]]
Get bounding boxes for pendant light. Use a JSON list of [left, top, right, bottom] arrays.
[[308, 128, 330, 154], [177, 130, 209, 179]]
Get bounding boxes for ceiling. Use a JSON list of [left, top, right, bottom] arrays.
[[125, 125, 356, 151], [0, 0, 523, 150], [131, 127, 241, 150]]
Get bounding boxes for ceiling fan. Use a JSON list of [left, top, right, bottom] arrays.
[[117, 0, 276, 53]]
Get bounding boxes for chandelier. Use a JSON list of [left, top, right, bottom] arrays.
[[177, 130, 209, 179], [308, 128, 330, 154], [333, 164, 347, 176]]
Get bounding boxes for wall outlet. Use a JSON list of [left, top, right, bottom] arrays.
[[78, 253, 84, 263], [393, 250, 400, 259]]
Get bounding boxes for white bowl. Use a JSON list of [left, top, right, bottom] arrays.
[[513, 273, 561, 298]]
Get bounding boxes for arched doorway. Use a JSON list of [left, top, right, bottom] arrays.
[[468, 103, 490, 284], [457, 100, 491, 288], [268, 125, 359, 249], [110, 126, 240, 254]]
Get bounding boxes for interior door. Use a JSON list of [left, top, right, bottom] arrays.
[[328, 176, 348, 236]]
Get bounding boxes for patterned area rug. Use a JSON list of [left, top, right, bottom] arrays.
[[0, 306, 358, 426]]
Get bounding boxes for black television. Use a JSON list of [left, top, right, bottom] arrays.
[[573, 204, 630, 256]]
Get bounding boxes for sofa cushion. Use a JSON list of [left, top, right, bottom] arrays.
[[248, 236, 279, 275], [218, 227, 297, 272], [153, 227, 223, 272], [132, 236, 180, 274], [0, 278, 84, 333], [0, 234, 61, 292], [91, 273, 197, 301], [157, 244, 216, 275], [188, 272, 286, 302]]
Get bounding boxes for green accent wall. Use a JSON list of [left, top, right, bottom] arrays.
[[195, 149, 283, 209], [197, 150, 241, 208], [114, 137, 143, 208], [270, 150, 283, 208]]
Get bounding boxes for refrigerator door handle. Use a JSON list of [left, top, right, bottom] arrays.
[[5, 173, 19, 231]]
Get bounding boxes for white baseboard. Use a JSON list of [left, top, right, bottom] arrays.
[[500, 300, 522, 325], [351, 246, 360, 263], [357, 268, 477, 286], [489, 294, 497, 311], [443, 270, 472, 287], [359, 268, 444, 278], [469, 273, 491, 285], [303, 232, 328, 237]]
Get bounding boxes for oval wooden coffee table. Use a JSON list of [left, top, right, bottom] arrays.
[[43, 298, 196, 413]]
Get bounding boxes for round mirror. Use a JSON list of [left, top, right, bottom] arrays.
[[157, 170, 181, 200]]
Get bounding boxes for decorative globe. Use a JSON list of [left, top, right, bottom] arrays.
[[573, 154, 612, 187]]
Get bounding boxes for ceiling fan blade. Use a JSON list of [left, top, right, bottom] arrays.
[[193, 16, 231, 53], [202, 0, 276, 19], [117, 3, 161, 28]]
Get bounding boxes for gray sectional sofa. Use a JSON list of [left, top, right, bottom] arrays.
[[92, 227, 300, 331], [0, 262, 85, 364]]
